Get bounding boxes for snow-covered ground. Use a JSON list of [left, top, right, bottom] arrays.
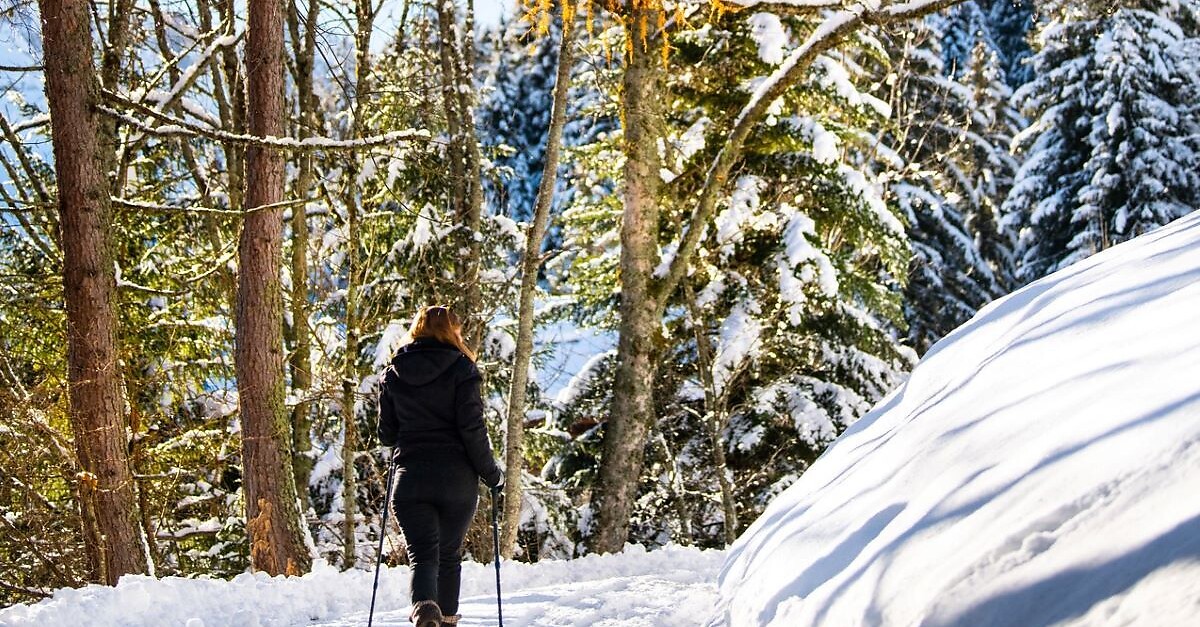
[[7, 217, 1200, 627], [710, 210, 1200, 626], [0, 545, 723, 627]]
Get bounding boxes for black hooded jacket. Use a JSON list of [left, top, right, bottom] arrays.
[[377, 338, 502, 487]]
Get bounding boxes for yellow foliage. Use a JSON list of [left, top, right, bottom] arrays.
[[520, 1, 727, 65], [709, 0, 745, 18]]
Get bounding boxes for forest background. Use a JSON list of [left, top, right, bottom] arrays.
[[1, 0, 1198, 603]]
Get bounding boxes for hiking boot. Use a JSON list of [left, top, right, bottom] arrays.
[[440, 615, 461, 626], [410, 600, 442, 627]]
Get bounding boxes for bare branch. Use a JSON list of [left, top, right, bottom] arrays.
[[111, 195, 310, 216], [0, 579, 50, 600], [99, 90, 435, 150]]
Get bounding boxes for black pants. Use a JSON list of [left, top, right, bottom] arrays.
[[393, 456, 478, 616]]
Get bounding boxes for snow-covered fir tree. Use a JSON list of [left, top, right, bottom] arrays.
[[892, 13, 1021, 351], [937, 0, 1036, 87], [981, 0, 1037, 86], [1007, 0, 1200, 281], [546, 9, 917, 548], [479, 18, 560, 221], [938, 0, 995, 77]]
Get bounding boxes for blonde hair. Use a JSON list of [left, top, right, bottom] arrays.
[[399, 305, 476, 361]]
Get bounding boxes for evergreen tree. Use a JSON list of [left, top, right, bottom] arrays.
[[891, 15, 1019, 352], [937, 0, 1036, 87], [962, 39, 1024, 289], [1007, 1, 1200, 281], [937, 0, 993, 78], [551, 9, 916, 548], [981, 0, 1036, 87], [479, 18, 560, 221]]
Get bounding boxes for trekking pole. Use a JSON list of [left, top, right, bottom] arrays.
[[369, 450, 398, 627], [491, 485, 504, 627]]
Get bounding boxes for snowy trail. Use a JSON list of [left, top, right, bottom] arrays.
[[0, 545, 724, 627], [315, 571, 719, 627]]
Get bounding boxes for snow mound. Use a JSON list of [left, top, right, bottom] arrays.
[[710, 211, 1200, 626], [1, 545, 723, 627]]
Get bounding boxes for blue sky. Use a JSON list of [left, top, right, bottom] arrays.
[[477, 1, 514, 28]]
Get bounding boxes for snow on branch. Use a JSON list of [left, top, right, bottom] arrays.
[[114, 245, 238, 296], [654, 0, 964, 307], [142, 25, 243, 123], [99, 90, 434, 151], [11, 115, 49, 134], [112, 196, 307, 216]]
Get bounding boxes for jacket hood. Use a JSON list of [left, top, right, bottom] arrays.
[[389, 340, 464, 386]]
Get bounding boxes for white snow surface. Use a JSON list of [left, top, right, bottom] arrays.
[[9, 206, 1200, 627], [1, 545, 724, 627], [710, 210, 1200, 626]]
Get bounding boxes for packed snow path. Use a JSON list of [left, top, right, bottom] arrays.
[[711, 211, 1200, 626], [0, 546, 723, 627], [317, 569, 717, 626]]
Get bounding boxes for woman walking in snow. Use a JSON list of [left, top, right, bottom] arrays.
[[377, 305, 503, 627]]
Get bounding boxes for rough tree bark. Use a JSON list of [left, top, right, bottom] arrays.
[[590, 5, 665, 555], [339, 196, 360, 569], [237, 0, 313, 576], [38, 0, 151, 584], [500, 4, 577, 558], [457, 0, 484, 349]]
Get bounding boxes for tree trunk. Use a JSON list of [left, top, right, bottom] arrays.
[[340, 193, 359, 568], [218, 0, 247, 216], [38, 0, 150, 584], [500, 4, 576, 559], [685, 285, 738, 545], [590, 13, 664, 554], [457, 0, 484, 348], [332, 0, 380, 570], [435, 0, 485, 345], [100, 0, 131, 90], [238, 0, 312, 577], [435, 1, 466, 219], [585, 1, 963, 552], [285, 0, 320, 514]]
